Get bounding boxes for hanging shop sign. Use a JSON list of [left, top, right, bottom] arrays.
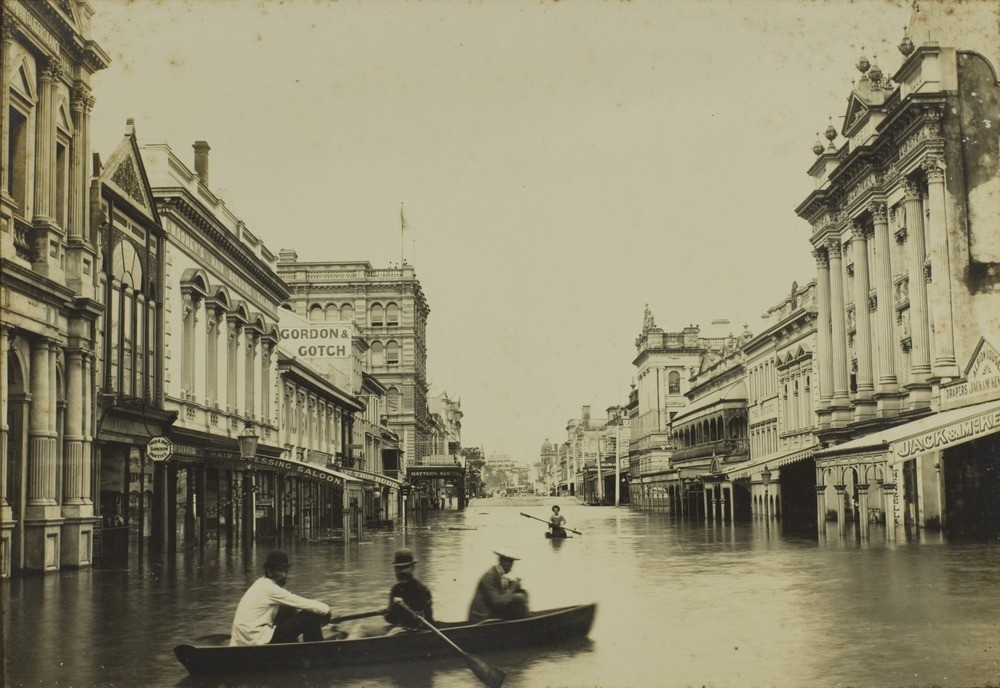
[[337, 467, 401, 489], [146, 437, 173, 462]]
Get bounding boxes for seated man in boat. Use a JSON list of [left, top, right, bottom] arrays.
[[468, 548, 530, 623], [346, 549, 434, 638], [549, 505, 568, 538], [385, 548, 435, 630], [230, 550, 333, 646]]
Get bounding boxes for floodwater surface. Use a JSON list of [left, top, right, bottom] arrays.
[[4, 503, 1000, 687]]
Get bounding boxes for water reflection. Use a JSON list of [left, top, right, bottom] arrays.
[[4, 504, 1000, 687]]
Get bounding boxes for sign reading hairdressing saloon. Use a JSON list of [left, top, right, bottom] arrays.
[[894, 407, 1000, 458]]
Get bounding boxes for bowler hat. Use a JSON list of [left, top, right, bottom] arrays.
[[264, 550, 290, 569], [392, 549, 418, 567]]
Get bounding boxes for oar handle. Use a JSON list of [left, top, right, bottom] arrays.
[[395, 600, 464, 654]]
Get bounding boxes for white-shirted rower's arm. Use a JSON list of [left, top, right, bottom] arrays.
[[266, 584, 331, 616]]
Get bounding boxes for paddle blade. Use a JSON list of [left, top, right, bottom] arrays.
[[464, 652, 506, 688]]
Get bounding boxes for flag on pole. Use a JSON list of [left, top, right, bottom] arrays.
[[401, 203, 408, 231]]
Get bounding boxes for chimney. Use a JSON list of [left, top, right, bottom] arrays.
[[582, 405, 591, 421], [193, 141, 210, 187], [278, 248, 298, 264]]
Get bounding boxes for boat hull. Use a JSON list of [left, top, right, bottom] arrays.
[[174, 603, 596, 676]]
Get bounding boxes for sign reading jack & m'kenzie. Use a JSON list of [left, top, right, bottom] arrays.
[[894, 407, 1000, 458]]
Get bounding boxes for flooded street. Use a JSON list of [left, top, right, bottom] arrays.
[[5, 503, 1000, 687]]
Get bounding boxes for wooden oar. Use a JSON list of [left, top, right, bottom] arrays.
[[396, 600, 505, 688], [194, 608, 388, 645], [519, 512, 582, 536]]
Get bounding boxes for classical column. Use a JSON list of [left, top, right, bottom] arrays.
[[834, 484, 847, 535], [0, 324, 10, 507], [205, 307, 218, 407], [62, 348, 85, 505], [260, 340, 271, 424], [68, 87, 87, 238], [813, 248, 834, 418], [903, 180, 932, 398], [33, 58, 59, 221], [244, 331, 257, 419], [923, 157, 959, 378], [0, 15, 15, 195], [81, 352, 93, 504], [856, 483, 870, 539], [28, 339, 56, 505], [827, 238, 851, 419], [871, 203, 899, 400], [46, 63, 62, 221], [815, 485, 827, 536], [226, 318, 241, 414], [851, 223, 876, 420], [182, 293, 199, 400]]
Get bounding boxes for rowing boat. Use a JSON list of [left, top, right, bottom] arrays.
[[545, 531, 572, 539], [174, 603, 597, 676]]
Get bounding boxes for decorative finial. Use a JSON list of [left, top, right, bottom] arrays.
[[898, 27, 915, 56], [824, 117, 837, 149], [868, 56, 883, 86], [812, 132, 825, 156], [856, 47, 871, 74]]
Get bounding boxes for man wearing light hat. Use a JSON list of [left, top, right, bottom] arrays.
[[468, 547, 530, 623], [230, 550, 333, 646]]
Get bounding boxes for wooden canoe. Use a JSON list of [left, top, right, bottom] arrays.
[[174, 603, 597, 676], [545, 531, 572, 539]]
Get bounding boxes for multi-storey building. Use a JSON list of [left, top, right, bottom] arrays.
[[429, 390, 462, 455], [795, 0, 1000, 539], [276, 255, 433, 472], [627, 306, 732, 510], [1, 1, 109, 575]]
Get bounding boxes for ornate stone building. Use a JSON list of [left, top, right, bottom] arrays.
[[796, 0, 1000, 539], [1, 1, 109, 575], [275, 255, 433, 473]]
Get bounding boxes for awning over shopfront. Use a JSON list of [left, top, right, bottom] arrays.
[[725, 445, 817, 480], [816, 399, 1000, 464], [247, 455, 361, 487]]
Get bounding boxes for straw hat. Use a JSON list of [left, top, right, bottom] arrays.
[[494, 547, 520, 561]]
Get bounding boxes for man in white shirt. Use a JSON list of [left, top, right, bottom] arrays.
[[230, 550, 332, 646]]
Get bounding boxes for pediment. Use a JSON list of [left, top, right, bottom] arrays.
[[842, 91, 871, 135], [101, 127, 158, 225]]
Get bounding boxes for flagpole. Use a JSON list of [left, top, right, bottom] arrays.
[[400, 202, 405, 266]]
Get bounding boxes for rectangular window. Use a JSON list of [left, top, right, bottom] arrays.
[[109, 287, 120, 392], [8, 108, 28, 212]]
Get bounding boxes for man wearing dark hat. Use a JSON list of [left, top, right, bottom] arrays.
[[384, 548, 434, 631], [468, 548, 529, 623], [230, 550, 333, 646]]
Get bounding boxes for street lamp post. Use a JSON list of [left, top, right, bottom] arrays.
[[761, 464, 772, 520], [614, 420, 621, 508], [238, 422, 259, 571]]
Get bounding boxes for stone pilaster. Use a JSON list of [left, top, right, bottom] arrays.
[[0, 324, 11, 509], [851, 223, 876, 421], [244, 331, 257, 419], [227, 317, 241, 414], [28, 339, 57, 507], [182, 292, 199, 400], [871, 202, 901, 416], [903, 179, 932, 408], [33, 59, 57, 222], [827, 238, 852, 424], [0, 14, 15, 200], [813, 247, 833, 427], [62, 349, 85, 505], [922, 157, 959, 379], [205, 307, 219, 407], [260, 340, 272, 423]]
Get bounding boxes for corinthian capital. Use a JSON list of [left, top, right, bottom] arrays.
[[812, 247, 829, 267], [869, 202, 887, 224], [825, 237, 842, 257], [42, 56, 66, 81], [922, 156, 945, 183], [851, 222, 871, 241], [902, 178, 923, 200], [1, 13, 17, 41]]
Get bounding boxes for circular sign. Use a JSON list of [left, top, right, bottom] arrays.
[[146, 437, 173, 462]]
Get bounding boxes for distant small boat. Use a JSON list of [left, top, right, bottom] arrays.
[[545, 531, 572, 539]]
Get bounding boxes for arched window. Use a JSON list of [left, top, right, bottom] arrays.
[[309, 304, 323, 321], [340, 303, 354, 321], [325, 303, 338, 321], [386, 340, 400, 365], [668, 370, 680, 394], [385, 302, 400, 326], [370, 303, 384, 327], [370, 341, 385, 367]]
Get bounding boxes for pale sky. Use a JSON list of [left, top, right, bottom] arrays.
[[89, 0, 912, 463]]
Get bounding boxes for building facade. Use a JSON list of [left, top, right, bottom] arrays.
[[276, 255, 433, 472], [796, 0, 1000, 539], [1, 1, 109, 575]]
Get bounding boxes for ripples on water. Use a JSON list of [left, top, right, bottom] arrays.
[[4, 504, 1000, 687]]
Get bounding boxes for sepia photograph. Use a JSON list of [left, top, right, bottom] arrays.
[[1, 0, 999, 686]]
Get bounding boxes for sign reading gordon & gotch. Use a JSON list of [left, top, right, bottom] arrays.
[[279, 324, 352, 359]]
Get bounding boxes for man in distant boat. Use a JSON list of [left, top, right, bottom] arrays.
[[548, 505, 568, 538], [468, 548, 530, 623], [230, 550, 333, 646]]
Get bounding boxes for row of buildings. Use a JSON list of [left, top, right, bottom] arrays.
[[539, 0, 1000, 539], [0, 0, 466, 576]]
